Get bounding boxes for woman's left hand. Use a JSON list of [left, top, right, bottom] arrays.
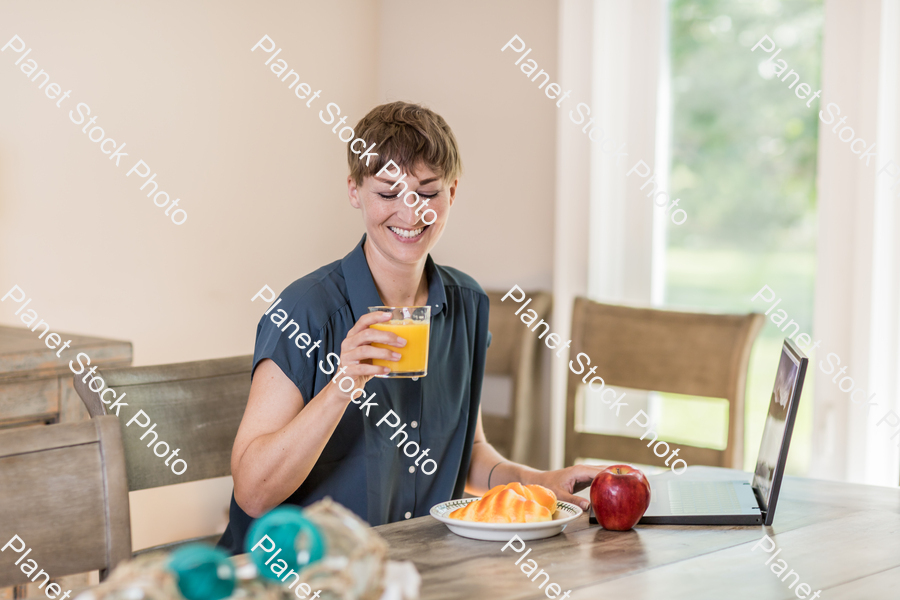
[[531, 465, 607, 511]]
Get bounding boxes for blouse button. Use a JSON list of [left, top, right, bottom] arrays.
[[408, 466, 416, 474], [411, 421, 418, 428], [404, 512, 412, 519]]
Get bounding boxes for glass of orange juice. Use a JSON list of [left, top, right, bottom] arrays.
[[367, 306, 431, 378]]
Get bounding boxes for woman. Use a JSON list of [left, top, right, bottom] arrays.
[[218, 101, 602, 554]]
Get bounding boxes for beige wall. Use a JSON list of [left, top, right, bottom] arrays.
[[378, 0, 558, 290], [0, 0, 558, 548]]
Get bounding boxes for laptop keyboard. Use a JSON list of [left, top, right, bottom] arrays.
[[668, 481, 746, 515]]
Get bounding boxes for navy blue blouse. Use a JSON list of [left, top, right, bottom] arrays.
[[218, 235, 490, 554]]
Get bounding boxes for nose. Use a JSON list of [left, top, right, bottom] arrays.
[[397, 200, 423, 227]]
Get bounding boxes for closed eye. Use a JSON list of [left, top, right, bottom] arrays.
[[378, 192, 439, 199]]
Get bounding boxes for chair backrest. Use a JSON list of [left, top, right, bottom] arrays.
[[483, 290, 552, 464], [73, 355, 253, 491], [565, 298, 764, 469], [0, 416, 131, 586]]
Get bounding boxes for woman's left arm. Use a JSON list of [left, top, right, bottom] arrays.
[[465, 408, 604, 511]]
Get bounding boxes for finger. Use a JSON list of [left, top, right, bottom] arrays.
[[343, 364, 390, 378], [571, 480, 593, 494], [339, 362, 391, 380], [345, 345, 401, 361], [572, 464, 606, 478], [347, 310, 393, 337], [569, 466, 605, 492], [344, 346, 402, 363], [343, 329, 405, 353], [556, 490, 590, 512], [351, 328, 407, 348]]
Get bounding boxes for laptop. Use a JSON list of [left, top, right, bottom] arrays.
[[631, 338, 808, 526]]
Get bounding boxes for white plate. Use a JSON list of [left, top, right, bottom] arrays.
[[430, 497, 583, 541]]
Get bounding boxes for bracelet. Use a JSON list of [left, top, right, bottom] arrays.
[[488, 461, 506, 488]]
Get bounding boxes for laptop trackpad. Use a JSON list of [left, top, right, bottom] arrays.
[[644, 480, 760, 517]]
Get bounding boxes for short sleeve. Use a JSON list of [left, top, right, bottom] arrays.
[[252, 295, 323, 400]]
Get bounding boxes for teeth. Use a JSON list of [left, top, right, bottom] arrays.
[[389, 226, 424, 239]]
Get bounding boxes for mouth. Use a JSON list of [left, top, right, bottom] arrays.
[[388, 225, 428, 242]]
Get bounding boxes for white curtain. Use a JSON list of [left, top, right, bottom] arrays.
[[551, 0, 665, 469], [808, 0, 900, 487]]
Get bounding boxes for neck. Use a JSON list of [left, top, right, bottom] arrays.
[[363, 239, 429, 307]]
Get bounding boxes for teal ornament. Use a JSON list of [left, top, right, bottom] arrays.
[[167, 544, 236, 600], [245, 506, 326, 581]]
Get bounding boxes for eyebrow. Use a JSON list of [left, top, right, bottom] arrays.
[[374, 177, 440, 186]]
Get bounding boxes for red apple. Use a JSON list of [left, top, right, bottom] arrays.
[[590, 464, 651, 531]]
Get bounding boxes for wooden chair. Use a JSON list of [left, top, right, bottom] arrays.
[[73, 355, 253, 551], [483, 290, 552, 464], [564, 298, 764, 470], [0, 416, 131, 587]]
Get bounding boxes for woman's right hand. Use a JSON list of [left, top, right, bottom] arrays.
[[329, 310, 406, 400]]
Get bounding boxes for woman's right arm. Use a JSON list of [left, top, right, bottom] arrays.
[[231, 310, 404, 517]]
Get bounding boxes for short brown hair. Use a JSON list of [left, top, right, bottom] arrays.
[[347, 101, 462, 186]]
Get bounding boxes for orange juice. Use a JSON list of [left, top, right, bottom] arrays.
[[370, 320, 430, 375]]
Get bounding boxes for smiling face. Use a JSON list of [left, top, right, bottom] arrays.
[[348, 161, 457, 268]]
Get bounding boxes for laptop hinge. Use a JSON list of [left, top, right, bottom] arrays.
[[751, 484, 767, 516]]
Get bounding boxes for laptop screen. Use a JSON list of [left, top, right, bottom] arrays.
[[752, 339, 807, 517]]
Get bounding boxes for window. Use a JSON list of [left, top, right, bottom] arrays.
[[662, 0, 824, 474]]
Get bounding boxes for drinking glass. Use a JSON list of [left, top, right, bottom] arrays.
[[367, 306, 431, 378]]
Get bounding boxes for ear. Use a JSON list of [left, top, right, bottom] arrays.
[[447, 178, 459, 207], [348, 175, 362, 209]]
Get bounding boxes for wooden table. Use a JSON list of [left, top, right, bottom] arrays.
[[0, 325, 132, 429], [375, 467, 900, 600]]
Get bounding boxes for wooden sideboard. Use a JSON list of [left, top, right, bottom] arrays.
[[0, 325, 133, 429]]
